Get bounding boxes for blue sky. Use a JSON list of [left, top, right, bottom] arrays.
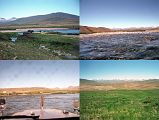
[[0, 0, 79, 19], [80, 60, 159, 80], [80, 0, 159, 28], [0, 60, 79, 88]]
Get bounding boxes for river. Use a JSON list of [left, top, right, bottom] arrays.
[[80, 32, 159, 59], [0, 28, 80, 34], [0, 93, 79, 116]]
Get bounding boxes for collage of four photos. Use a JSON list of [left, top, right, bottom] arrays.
[[0, 0, 159, 120]]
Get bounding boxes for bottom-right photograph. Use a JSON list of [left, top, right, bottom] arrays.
[[80, 60, 159, 120]]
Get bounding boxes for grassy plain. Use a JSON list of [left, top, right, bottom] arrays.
[[80, 90, 159, 120]]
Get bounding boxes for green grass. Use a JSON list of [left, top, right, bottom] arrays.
[[0, 32, 79, 59], [80, 90, 159, 120]]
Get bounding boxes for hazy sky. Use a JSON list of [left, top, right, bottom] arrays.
[[80, 0, 159, 28], [0, 60, 79, 88], [0, 0, 79, 19], [80, 60, 159, 80]]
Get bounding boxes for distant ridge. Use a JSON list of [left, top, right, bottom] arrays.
[[80, 26, 112, 34], [0, 12, 79, 26], [80, 79, 159, 90], [80, 26, 159, 34], [80, 79, 97, 84], [0, 86, 79, 96]]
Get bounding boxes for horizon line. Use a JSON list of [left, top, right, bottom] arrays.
[[81, 78, 159, 81]]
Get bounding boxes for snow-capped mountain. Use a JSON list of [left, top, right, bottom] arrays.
[[0, 17, 17, 23], [0, 18, 6, 22], [9, 17, 17, 21]]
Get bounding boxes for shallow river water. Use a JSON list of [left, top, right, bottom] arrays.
[[0, 93, 79, 116]]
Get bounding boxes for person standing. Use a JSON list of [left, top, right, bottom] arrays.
[[40, 96, 44, 110]]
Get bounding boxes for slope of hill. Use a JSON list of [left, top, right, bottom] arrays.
[[80, 26, 112, 34], [0, 12, 79, 26], [80, 79, 97, 84], [137, 79, 159, 83], [81, 79, 159, 91]]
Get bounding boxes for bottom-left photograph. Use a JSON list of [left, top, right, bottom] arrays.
[[0, 60, 79, 120]]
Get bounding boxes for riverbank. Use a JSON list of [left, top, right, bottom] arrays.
[[0, 28, 69, 33], [0, 32, 79, 60], [80, 30, 159, 37]]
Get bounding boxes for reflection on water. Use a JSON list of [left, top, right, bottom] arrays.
[[46, 29, 80, 34], [1, 94, 79, 116], [0, 28, 80, 35]]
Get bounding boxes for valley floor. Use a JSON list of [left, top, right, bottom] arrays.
[[80, 89, 159, 120]]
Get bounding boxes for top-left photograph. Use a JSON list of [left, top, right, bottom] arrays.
[[0, 0, 79, 60]]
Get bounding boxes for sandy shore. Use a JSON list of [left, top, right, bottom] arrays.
[[80, 30, 159, 38]]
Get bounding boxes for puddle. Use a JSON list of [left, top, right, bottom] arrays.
[[10, 37, 17, 42]]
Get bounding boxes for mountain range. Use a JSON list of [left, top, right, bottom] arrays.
[[80, 26, 159, 34], [0, 12, 79, 26], [80, 79, 159, 90]]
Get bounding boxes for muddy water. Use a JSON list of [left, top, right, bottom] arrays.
[[1, 94, 79, 116], [80, 32, 159, 59]]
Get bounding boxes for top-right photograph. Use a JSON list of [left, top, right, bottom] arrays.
[[80, 0, 159, 60]]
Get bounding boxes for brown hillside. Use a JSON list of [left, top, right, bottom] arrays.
[[80, 26, 112, 34], [81, 79, 159, 91]]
